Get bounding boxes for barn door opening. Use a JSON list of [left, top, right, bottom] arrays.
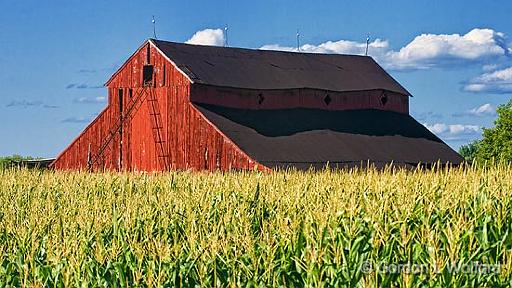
[[143, 65, 154, 87]]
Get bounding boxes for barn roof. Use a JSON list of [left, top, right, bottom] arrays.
[[195, 104, 463, 169], [151, 39, 411, 96]]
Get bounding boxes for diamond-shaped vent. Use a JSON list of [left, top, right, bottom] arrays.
[[324, 94, 332, 105], [258, 93, 265, 105], [381, 95, 388, 106]]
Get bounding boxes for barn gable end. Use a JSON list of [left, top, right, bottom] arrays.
[[52, 41, 261, 171]]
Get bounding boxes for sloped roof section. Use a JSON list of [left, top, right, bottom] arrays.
[[195, 104, 463, 169], [151, 39, 411, 96]]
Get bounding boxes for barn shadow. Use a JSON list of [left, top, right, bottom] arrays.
[[195, 103, 442, 142]]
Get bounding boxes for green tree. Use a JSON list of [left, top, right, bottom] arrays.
[[459, 141, 479, 162], [475, 99, 512, 163]]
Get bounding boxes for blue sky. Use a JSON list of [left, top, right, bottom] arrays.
[[1, 0, 511, 157]]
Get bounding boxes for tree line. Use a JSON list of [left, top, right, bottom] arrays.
[[459, 99, 512, 164]]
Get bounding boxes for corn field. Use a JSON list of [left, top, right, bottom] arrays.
[[1, 165, 512, 287]]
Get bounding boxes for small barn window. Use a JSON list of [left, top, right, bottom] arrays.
[[129, 88, 133, 99], [143, 65, 154, 86], [324, 94, 332, 105]]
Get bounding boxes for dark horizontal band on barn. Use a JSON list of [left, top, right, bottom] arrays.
[[52, 39, 462, 171]]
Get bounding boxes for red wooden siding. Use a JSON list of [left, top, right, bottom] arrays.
[[51, 105, 121, 170], [52, 43, 264, 171], [190, 85, 409, 113]]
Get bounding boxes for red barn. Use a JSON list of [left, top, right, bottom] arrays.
[[51, 39, 462, 171]]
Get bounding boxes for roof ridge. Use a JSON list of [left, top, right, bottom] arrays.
[[150, 38, 374, 58]]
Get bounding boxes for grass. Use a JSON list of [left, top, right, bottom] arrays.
[[0, 165, 511, 287]]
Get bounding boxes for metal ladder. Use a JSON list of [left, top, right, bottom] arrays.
[[146, 88, 170, 170], [88, 87, 148, 170], [88, 85, 170, 171]]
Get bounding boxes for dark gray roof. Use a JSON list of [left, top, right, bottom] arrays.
[[151, 39, 411, 96], [195, 104, 463, 169]]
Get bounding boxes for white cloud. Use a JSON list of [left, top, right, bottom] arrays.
[[61, 116, 93, 123], [447, 124, 481, 135], [261, 38, 391, 57], [453, 103, 497, 117], [186, 28, 225, 46], [423, 122, 481, 140], [73, 96, 107, 104], [5, 100, 59, 109], [258, 28, 510, 70], [424, 123, 448, 134], [386, 29, 508, 69], [482, 64, 499, 72], [463, 66, 512, 93], [260, 38, 392, 67], [468, 103, 496, 116], [6, 100, 43, 108]]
